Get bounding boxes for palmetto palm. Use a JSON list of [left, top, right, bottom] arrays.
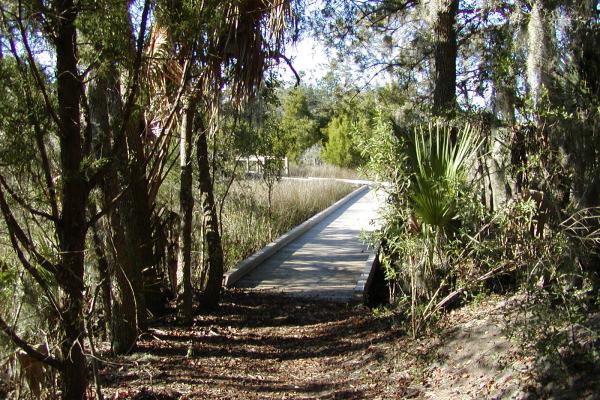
[[403, 122, 482, 336], [407, 122, 482, 232]]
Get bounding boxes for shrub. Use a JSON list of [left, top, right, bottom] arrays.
[[360, 117, 483, 336], [321, 114, 364, 168]]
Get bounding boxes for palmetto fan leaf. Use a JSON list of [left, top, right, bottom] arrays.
[[408, 122, 482, 230], [411, 179, 457, 228]]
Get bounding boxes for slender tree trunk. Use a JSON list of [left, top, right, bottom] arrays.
[[89, 64, 144, 354], [177, 97, 195, 323], [89, 206, 112, 338], [526, 0, 550, 107], [54, 0, 88, 396], [125, 118, 163, 316], [486, 127, 513, 210], [432, 0, 459, 115], [196, 126, 224, 310], [488, 27, 518, 209]]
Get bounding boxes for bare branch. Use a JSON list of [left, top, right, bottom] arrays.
[[33, 132, 60, 222], [0, 184, 58, 276], [0, 175, 58, 222], [0, 316, 62, 369], [270, 52, 300, 86]]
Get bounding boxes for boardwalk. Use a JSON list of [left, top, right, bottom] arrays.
[[233, 187, 383, 302]]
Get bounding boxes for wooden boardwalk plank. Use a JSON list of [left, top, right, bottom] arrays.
[[234, 188, 382, 302]]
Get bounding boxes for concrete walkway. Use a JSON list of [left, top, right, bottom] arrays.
[[234, 188, 383, 302]]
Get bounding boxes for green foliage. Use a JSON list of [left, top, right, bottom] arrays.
[[355, 109, 407, 186], [363, 111, 600, 371], [77, 0, 132, 64], [280, 87, 321, 160], [321, 113, 364, 167], [359, 114, 485, 336], [408, 123, 482, 230], [0, 59, 42, 167], [0, 261, 17, 300]]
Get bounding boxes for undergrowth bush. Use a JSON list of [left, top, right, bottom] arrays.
[[360, 116, 484, 336], [497, 204, 600, 383], [360, 112, 600, 383]]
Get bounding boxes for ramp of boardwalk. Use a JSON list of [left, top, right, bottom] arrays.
[[225, 185, 382, 302]]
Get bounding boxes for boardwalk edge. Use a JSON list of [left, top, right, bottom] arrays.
[[223, 184, 370, 287], [353, 243, 380, 303]]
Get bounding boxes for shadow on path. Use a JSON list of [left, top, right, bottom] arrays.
[[100, 290, 403, 399]]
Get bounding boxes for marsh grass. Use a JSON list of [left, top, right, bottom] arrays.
[[220, 179, 356, 270], [288, 163, 360, 180]]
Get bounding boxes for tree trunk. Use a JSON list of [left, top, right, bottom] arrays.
[[113, 114, 150, 350], [489, 66, 517, 205], [177, 97, 195, 323], [125, 118, 163, 316], [488, 26, 518, 209], [432, 0, 459, 115], [89, 63, 145, 354], [526, 0, 550, 107], [89, 205, 112, 338], [486, 127, 513, 210], [54, 0, 88, 396], [196, 126, 224, 310]]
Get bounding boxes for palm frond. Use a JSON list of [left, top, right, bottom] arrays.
[[408, 121, 482, 230], [217, 0, 293, 105]]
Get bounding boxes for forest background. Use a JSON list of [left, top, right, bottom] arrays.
[[0, 0, 599, 398]]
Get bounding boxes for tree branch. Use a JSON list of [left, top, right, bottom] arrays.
[[86, 185, 128, 228], [0, 174, 58, 222], [33, 131, 60, 223], [0, 189, 61, 316], [0, 316, 63, 369], [272, 52, 300, 86], [0, 184, 59, 276]]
